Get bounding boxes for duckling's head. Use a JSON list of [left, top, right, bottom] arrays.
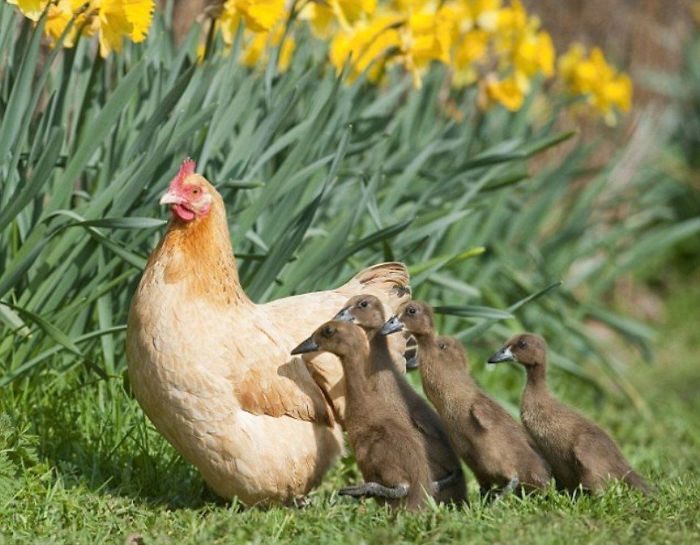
[[436, 336, 470, 371], [382, 300, 435, 337], [334, 295, 386, 330], [159, 158, 217, 223], [488, 333, 547, 368], [291, 321, 366, 361]]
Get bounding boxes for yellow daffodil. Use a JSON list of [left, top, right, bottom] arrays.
[[338, 0, 377, 25], [218, 0, 241, 45], [558, 43, 632, 123], [235, 0, 286, 32], [241, 25, 295, 72], [96, 0, 154, 56], [45, 0, 81, 44], [483, 72, 525, 111], [452, 28, 489, 87], [12, 0, 154, 56], [400, 6, 454, 86], [463, 0, 502, 31], [219, 0, 287, 44], [329, 13, 403, 82], [558, 42, 584, 83], [7, 0, 47, 22], [495, 0, 526, 36], [300, 3, 337, 37], [301, 0, 377, 38], [512, 29, 554, 78], [390, 0, 431, 12]]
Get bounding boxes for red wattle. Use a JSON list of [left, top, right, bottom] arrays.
[[173, 204, 195, 222]]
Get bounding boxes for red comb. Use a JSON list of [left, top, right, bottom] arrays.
[[171, 157, 196, 189], [179, 157, 196, 178]]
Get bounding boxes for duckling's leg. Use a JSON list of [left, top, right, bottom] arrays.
[[341, 469, 462, 500], [431, 469, 463, 493], [339, 482, 409, 499], [479, 484, 500, 503], [289, 495, 312, 509], [497, 477, 520, 498]]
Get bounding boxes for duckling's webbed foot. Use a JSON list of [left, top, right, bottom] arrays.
[[432, 469, 463, 493], [339, 482, 409, 499], [289, 495, 312, 509], [497, 477, 520, 498]]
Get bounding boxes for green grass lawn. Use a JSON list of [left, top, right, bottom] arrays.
[[2, 280, 699, 545]]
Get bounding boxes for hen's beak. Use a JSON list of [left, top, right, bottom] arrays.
[[488, 345, 514, 364], [159, 190, 185, 206], [380, 315, 403, 336], [291, 336, 320, 355], [334, 307, 354, 322]]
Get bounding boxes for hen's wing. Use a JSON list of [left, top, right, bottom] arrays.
[[226, 304, 337, 426], [336, 262, 411, 313]]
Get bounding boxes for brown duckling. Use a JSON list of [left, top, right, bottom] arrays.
[[383, 302, 550, 496], [291, 321, 458, 510], [334, 295, 467, 504], [488, 333, 649, 494]]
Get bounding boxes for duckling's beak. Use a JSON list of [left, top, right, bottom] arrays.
[[334, 307, 354, 322], [488, 345, 514, 364], [380, 315, 403, 336], [291, 336, 320, 355], [405, 354, 419, 370]]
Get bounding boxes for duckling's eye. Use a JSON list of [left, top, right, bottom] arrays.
[[359, 300, 368, 308], [407, 306, 416, 316], [322, 326, 335, 337], [439, 342, 446, 350], [517, 339, 527, 349]]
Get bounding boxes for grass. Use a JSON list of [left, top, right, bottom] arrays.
[[1, 278, 699, 545]]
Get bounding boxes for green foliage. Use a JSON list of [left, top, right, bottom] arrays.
[[652, 28, 700, 272], [2, 7, 696, 399]]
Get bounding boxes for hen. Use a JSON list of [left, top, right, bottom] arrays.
[[126, 159, 410, 505]]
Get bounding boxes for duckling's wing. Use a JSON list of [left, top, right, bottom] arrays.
[[572, 427, 630, 483], [469, 404, 493, 432], [410, 404, 452, 446]]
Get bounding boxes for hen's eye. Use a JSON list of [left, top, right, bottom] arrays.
[[192, 188, 200, 195], [360, 300, 368, 308]]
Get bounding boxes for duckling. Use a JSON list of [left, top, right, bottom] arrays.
[[291, 321, 459, 510], [383, 302, 550, 496], [488, 333, 650, 494], [334, 295, 467, 504]]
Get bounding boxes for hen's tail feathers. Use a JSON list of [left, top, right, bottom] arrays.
[[340, 262, 411, 311], [624, 471, 651, 495]]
